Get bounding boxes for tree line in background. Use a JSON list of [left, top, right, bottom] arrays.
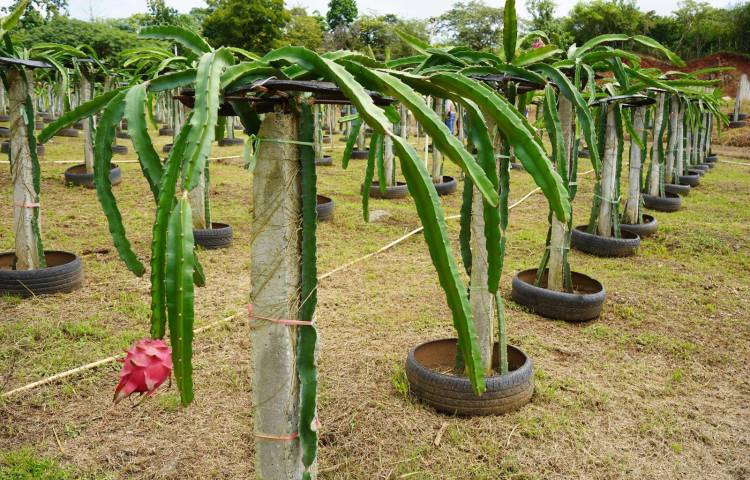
[[3, 0, 749, 67]]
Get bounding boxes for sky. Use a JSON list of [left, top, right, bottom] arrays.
[[0, 0, 739, 21]]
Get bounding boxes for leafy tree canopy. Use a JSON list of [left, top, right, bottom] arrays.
[[431, 0, 504, 50], [203, 0, 289, 54], [277, 7, 326, 51], [326, 0, 358, 31]]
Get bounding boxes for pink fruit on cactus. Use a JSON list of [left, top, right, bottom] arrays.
[[114, 339, 173, 404], [532, 38, 545, 49]]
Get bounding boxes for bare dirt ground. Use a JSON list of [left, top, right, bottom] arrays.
[[1, 123, 749, 479]]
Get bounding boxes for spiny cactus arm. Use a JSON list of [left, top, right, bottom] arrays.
[[94, 91, 145, 277], [139, 25, 212, 56], [181, 49, 234, 191], [165, 192, 195, 406], [150, 113, 194, 339], [125, 84, 162, 201]]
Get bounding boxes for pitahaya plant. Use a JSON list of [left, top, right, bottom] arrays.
[[114, 339, 173, 404]]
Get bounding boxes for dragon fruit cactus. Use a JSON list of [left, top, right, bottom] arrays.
[[114, 339, 173, 404]]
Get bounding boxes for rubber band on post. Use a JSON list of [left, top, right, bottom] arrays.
[[14, 202, 40, 208], [258, 138, 315, 147], [255, 431, 299, 441], [593, 194, 621, 204], [246, 304, 313, 326]]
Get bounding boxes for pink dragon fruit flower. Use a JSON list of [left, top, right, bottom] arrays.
[[532, 38, 545, 49], [114, 339, 173, 404]]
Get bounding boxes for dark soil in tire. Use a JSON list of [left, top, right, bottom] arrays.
[[0, 127, 9, 138], [55, 128, 79, 138], [620, 214, 658, 237], [642, 193, 681, 212], [64, 163, 122, 189], [679, 174, 700, 186], [728, 120, 747, 128], [665, 183, 690, 196], [194, 222, 232, 249], [0, 251, 83, 297], [571, 226, 640, 257], [350, 149, 369, 160], [434, 176, 458, 196], [368, 181, 409, 199], [159, 127, 174, 136], [511, 269, 605, 322], [111, 145, 128, 155], [406, 339, 534, 416], [218, 137, 244, 146], [315, 155, 333, 166], [316, 195, 334, 222], [163, 143, 173, 153]]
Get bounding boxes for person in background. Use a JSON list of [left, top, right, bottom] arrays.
[[444, 98, 456, 134]]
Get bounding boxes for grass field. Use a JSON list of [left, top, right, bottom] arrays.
[[1, 123, 749, 479]]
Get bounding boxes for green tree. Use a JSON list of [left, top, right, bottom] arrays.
[[326, 0, 357, 31], [350, 14, 429, 59], [431, 0, 504, 50], [277, 7, 325, 51], [203, 0, 289, 53], [564, 0, 653, 46], [525, 0, 572, 48], [15, 16, 160, 67]]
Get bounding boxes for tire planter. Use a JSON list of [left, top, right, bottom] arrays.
[[705, 154, 717, 163], [728, 121, 747, 129], [316, 195, 334, 222], [511, 269, 605, 322], [350, 149, 369, 160], [692, 164, 710, 172], [642, 193, 681, 212], [4, 142, 45, 156], [159, 127, 174, 136], [0, 127, 9, 138], [571, 226, 640, 257], [115, 130, 129, 139], [0, 114, 9, 122], [406, 338, 534, 416], [55, 128, 79, 138], [687, 168, 705, 177], [73, 121, 84, 130], [510, 162, 524, 170], [193, 222, 232, 249], [315, 155, 332, 166], [620, 214, 658, 237], [665, 183, 690, 196], [368, 181, 409, 199], [111, 144, 128, 155], [738, 113, 748, 120], [322, 135, 331, 143], [679, 173, 700, 187], [0, 251, 83, 297], [433, 175, 458, 196], [578, 148, 590, 158], [163, 143, 173, 153], [64, 163, 122, 189], [218, 137, 244, 146]]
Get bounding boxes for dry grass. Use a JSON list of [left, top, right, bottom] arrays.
[[1, 122, 749, 479]]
